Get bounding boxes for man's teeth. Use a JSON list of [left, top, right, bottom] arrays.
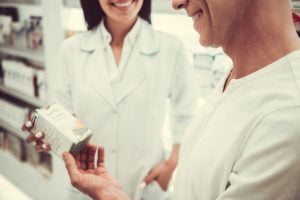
[[192, 11, 203, 22], [114, 1, 132, 7]]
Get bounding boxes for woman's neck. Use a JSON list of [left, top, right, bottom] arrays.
[[104, 17, 138, 47]]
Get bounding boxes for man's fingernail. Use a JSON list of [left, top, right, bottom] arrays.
[[25, 121, 32, 128], [139, 182, 146, 189], [35, 132, 43, 139], [62, 153, 68, 161]]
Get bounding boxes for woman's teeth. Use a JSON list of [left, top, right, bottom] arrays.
[[114, 0, 132, 7]]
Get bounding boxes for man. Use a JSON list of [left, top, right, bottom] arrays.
[[62, 0, 300, 199]]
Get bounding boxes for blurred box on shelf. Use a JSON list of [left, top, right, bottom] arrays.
[[25, 142, 40, 166], [193, 52, 232, 98], [0, 15, 12, 45], [0, 130, 8, 150], [36, 69, 47, 101], [38, 152, 52, 176], [26, 16, 43, 50], [0, 6, 19, 45], [0, 98, 30, 134], [2, 59, 47, 99], [25, 142, 53, 176], [31, 104, 93, 158], [6, 132, 26, 161], [211, 53, 232, 87], [193, 53, 214, 98], [2, 59, 36, 97]]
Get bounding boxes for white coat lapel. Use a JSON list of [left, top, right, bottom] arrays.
[[116, 21, 160, 104], [80, 26, 117, 111]]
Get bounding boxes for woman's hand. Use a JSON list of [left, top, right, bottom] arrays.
[[63, 144, 131, 200], [21, 121, 51, 152], [143, 144, 180, 191], [142, 159, 177, 191]]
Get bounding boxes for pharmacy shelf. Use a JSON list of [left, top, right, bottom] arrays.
[[0, 45, 44, 64], [0, 85, 46, 107], [0, 0, 40, 5], [0, 174, 32, 200], [0, 143, 69, 200], [63, 0, 185, 14], [63, 0, 80, 8], [0, 151, 52, 200], [0, 120, 24, 139]]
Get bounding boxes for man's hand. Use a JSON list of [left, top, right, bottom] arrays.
[[62, 144, 130, 200]]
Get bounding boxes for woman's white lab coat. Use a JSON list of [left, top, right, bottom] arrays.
[[54, 19, 196, 200]]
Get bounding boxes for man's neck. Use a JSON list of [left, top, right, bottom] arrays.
[[223, 1, 300, 80]]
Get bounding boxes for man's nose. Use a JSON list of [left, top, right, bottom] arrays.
[[172, 0, 187, 10]]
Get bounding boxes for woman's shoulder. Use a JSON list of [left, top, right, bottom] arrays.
[[140, 20, 184, 49], [61, 33, 84, 50], [61, 27, 99, 51]]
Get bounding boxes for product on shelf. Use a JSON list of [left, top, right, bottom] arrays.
[[193, 51, 232, 98], [38, 152, 52, 175], [25, 141, 53, 176], [0, 130, 8, 150], [0, 98, 30, 134], [193, 52, 214, 98], [31, 104, 93, 158], [2, 59, 47, 99], [6, 132, 26, 161], [24, 142, 40, 166], [0, 7, 19, 45], [0, 15, 12, 45], [26, 16, 43, 50]]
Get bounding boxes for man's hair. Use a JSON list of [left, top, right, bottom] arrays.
[[80, 0, 152, 30]]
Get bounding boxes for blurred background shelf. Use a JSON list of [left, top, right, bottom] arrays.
[[0, 150, 51, 200], [0, 45, 44, 63], [0, 119, 24, 139], [0, 85, 46, 107], [63, 0, 80, 8], [0, 0, 40, 5]]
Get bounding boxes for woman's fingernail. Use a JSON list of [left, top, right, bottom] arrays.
[[25, 121, 32, 128], [42, 144, 47, 149], [35, 132, 43, 139], [139, 182, 146, 189]]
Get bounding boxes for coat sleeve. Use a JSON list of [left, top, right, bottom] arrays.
[[52, 40, 75, 114], [169, 40, 197, 144], [217, 106, 300, 200]]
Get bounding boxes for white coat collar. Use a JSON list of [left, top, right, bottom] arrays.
[[99, 17, 142, 48], [79, 18, 160, 55]]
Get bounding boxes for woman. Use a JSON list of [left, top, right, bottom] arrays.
[[23, 0, 196, 199]]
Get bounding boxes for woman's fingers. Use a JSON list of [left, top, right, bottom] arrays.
[[21, 121, 33, 132], [25, 131, 45, 143], [35, 141, 51, 152]]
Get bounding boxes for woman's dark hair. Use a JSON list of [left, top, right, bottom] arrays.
[[80, 0, 151, 30]]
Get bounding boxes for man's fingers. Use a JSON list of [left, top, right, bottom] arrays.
[[62, 152, 82, 187], [97, 146, 105, 167], [87, 145, 96, 162]]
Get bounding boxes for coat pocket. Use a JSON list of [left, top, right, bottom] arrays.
[[141, 181, 170, 200]]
